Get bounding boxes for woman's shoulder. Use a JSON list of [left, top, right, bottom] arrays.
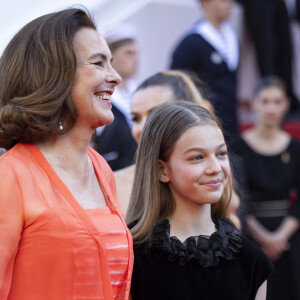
[[0, 143, 34, 168], [290, 138, 300, 152]]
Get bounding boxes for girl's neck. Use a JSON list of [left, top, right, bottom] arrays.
[[168, 203, 215, 242]]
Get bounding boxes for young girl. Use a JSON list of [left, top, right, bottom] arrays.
[[126, 101, 273, 300], [114, 70, 207, 214], [231, 76, 300, 299]]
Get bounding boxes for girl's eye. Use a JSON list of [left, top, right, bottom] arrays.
[[190, 155, 203, 161], [218, 150, 228, 158]]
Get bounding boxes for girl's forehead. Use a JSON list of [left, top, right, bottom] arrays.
[[172, 124, 224, 151]]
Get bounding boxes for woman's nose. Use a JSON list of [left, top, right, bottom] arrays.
[[106, 66, 122, 87]]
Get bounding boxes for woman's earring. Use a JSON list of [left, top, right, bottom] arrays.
[[59, 122, 63, 131]]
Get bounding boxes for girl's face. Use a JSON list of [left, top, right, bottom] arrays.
[[160, 124, 230, 209], [253, 86, 289, 127], [131, 86, 174, 142], [71, 28, 121, 129]]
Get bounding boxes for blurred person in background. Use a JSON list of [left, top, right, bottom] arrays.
[[237, 0, 300, 112], [170, 0, 239, 143], [231, 76, 300, 300], [93, 23, 138, 171]]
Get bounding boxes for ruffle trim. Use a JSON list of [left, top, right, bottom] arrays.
[[149, 216, 242, 267]]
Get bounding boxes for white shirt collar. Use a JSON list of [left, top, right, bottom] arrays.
[[192, 20, 239, 71]]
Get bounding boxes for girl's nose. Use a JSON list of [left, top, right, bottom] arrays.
[[205, 156, 222, 174]]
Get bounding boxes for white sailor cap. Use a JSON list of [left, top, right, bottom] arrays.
[[102, 22, 137, 45]]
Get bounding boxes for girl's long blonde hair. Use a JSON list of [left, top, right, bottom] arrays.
[[126, 101, 232, 243]]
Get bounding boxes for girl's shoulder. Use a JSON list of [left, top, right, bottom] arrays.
[[239, 236, 274, 273], [237, 236, 274, 291]]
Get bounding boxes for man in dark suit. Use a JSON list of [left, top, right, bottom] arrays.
[[170, 0, 239, 142], [237, 0, 299, 112]]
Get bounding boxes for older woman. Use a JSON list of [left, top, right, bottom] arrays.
[[0, 8, 133, 300]]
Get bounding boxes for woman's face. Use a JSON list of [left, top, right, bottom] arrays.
[[71, 28, 121, 129], [253, 86, 289, 127], [160, 124, 230, 209], [131, 85, 174, 142]]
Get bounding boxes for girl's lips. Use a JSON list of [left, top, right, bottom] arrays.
[[202, 179, 222, 189]]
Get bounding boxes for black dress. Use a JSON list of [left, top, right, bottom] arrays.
[[130, 217, 273, 300], [230, 137, 300, 300]]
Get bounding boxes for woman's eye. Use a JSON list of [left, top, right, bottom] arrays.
[[93, 61, 104, 67], [132, 116, 140, 123]]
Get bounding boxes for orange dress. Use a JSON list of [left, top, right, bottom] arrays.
[[0, 143, 133, 300]]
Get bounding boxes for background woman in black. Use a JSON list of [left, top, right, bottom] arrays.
[[231, 76, 300, 300]]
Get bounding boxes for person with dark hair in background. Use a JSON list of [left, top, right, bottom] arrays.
[[231, 76, 300, 300], [93, 23, 138, 171], [0, 8, 133, 300], [170, 0, 239, 143]]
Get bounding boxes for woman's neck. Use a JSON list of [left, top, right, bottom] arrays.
[[243, 125, 290, 155], [252, 123, 281, 139], [168, 203, 215, 242], [35, 125, 93, 175]]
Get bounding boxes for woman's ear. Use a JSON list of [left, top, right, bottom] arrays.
[[159, 159, 170, 183]]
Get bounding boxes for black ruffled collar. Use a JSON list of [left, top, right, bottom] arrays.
[[149, 215, 242, 268]]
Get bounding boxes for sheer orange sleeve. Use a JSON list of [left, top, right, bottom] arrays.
[[0, 158, 24, 299]]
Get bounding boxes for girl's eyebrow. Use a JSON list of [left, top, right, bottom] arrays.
[[183, 143, 226, 154]]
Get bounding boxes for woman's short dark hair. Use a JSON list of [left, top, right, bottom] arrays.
[[254, 75, 287, 98], [134, 71, 204, 106], [0, 8, 96, 149]]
